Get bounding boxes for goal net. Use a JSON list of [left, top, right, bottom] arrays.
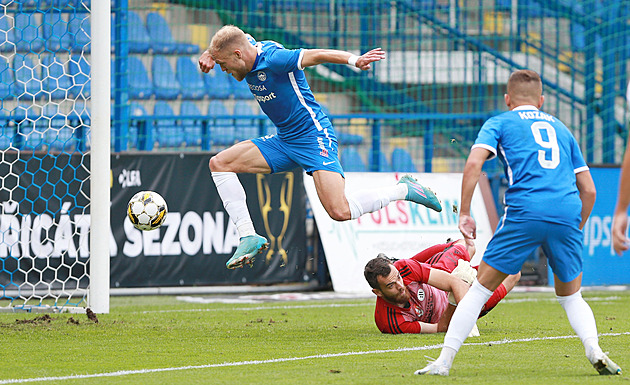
[[0, 0, 109, 313]]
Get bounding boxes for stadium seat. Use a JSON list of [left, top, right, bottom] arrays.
[[68, 54, 91, 98], [146, 12, 199, 55], [0, 13, 16, 52], [42, 55, 72, 100], [152, 56, 181, 99], [0, 58, 14, 100], [43, 104, 74, 152], [127, 11, 151, 54], [391, 148, 417, 172], [340, 147, 367, 172], [153, 101, 183, 147], [14, 104, 44, 151], [378, 151, 392, 172], [127, 101, 147, 148], [127, 57, 153, 99], [207, 100, 234, 146], [204, 70, 231, 99], [13, 55, 42, 100], [180, 101, 203, 147], [68, 13, 91, 52], [176, 57, 206, 99], [43, 11, 72, 53], [233, 101, 259, 140], [0, 109, 14, 149], [229, 76, 252, 99], [14, 13, 44, 53]]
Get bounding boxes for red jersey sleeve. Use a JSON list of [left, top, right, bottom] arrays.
[[409, 242, 453, 263], [374, 298, 423, 334], [394, 258, 431, 286]]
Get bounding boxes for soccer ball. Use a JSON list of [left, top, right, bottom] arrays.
[[127, 191, 168, 231]]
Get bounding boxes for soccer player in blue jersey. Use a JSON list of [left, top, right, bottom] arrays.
[[417, 70, 622, 376], [198, 25, 442, 269]]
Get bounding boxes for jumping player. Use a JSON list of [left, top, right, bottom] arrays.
[[364, 239, 519, 334], [198, 25, 442, 269], [417, 70, 622, 376]]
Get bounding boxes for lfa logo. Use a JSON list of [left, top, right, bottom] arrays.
[[118, 169, 142, 188]]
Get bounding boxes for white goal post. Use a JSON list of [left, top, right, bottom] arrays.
[[0, 1, 110, 313]]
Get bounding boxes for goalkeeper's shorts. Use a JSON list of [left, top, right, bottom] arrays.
[[483, 217, 583, 283]]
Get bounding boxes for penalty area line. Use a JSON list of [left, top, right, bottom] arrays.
[[0, 332, 627, 384]]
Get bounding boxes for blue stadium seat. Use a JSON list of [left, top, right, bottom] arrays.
[[68, 54, 90, 98], [0, 13, 16, 52], [180, 101, 203, 147], [152, 56, 181, 100], [146, 12, 199, 55], [207, 100, 234, 146], [127, 57, 153, 99], [127, 11, 151, 54], [340, 147, 367, 172], [0, 59, 14, 100], [43, 104, 72, 152], [233, 101, 259, 140], [176, 57, 205, 100], [229, 76, 252, 99], [13, 55, 42, 100], [14, 104, 44, 151], [42, 55, 72, 99], [127, 101, 147, 148], [378, 152, 392, 172], [68, 13, 90, 52], [391, 148, 417, 172], [204, 70, 231, 99], [43, 11, 72, 53], [14, 13, 44, 53], [0, 110, 14, 149], [153, 101, 183, 147]]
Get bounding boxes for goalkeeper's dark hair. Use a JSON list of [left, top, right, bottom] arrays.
[[364, 253, 395, 289]]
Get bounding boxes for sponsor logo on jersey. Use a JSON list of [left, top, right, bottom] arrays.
[[417, 288, 425, 301], [255, 92, 277, 103]]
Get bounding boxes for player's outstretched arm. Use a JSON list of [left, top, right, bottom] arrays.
[[198, 49, 216, 73], [300, 48, 386, 70], [459, 147, 489, 243], [612, 136, 630, 255]]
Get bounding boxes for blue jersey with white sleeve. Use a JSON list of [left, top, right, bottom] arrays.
[[244, 40, 336, 145], [473, 105, 588, 226]]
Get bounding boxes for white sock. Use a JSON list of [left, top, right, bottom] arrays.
[[346, 184, 407, 220], [212, 172, 255, 238], [440, 280, 493, 367], [557, 291, 603, 361]]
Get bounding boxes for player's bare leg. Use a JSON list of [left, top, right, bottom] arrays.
[[209, 141, 270, 269], [555, 274, 622, 375]]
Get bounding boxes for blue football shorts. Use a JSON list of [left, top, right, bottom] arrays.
[[251, 132, 344, 177], [482, 216, 583, 283]]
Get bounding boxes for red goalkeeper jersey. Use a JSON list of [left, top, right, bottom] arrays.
[[374, 242, 469, 334]]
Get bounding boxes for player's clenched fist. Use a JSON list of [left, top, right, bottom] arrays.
[[198, 49, 216, 73]]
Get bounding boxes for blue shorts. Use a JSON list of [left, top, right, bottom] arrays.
[[251, 133, 344, 177], [483, 216, 583, 283]]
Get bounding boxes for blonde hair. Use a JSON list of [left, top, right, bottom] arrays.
[[209, 25, 248, 55], [507, 69, 543, 104]]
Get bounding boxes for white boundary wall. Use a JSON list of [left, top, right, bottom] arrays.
[[304, 172, 493, 294]]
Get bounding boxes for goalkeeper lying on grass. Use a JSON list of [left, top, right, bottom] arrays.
[[364, 240, 520, 334]]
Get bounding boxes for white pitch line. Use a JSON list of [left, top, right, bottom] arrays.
[[0, 332, 627, 384]]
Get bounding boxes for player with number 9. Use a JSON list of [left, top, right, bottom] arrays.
[[417, 70, 621, 377]]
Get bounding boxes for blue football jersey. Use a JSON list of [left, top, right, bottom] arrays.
[[473, 105, 588, 225], [244, 40, 336, 145]]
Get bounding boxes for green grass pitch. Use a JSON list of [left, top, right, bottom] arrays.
[[0, 290, 628, 384]]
